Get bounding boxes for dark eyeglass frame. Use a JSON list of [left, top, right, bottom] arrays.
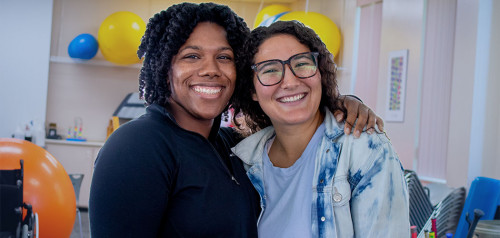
[[251, 52, 320, 86]]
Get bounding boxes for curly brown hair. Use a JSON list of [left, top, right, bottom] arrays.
[[231, 20, 343, 133], [137, 2, 250, 107]]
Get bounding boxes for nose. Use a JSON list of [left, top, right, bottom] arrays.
[[199, 57, 221, 78], [280, 64, 300, 89]]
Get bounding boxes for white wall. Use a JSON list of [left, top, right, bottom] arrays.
[[0, 0, 53, 138], [446, 0, 478, 187], [469, 0, 500, 184], [492, 1, 500, 177]]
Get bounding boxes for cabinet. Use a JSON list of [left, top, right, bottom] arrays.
[[45, 139, 104, 208]]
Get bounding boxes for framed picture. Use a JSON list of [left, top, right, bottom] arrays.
[[384, 49, 408, 122]]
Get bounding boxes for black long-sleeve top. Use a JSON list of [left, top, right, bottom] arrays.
[[89, 104, 259, 237]]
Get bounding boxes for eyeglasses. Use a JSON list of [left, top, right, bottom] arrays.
[[251, 52, 319, 86]]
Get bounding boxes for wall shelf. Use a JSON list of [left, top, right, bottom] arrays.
[[46, 138, 105, 147], [50, 56, 142, 69]]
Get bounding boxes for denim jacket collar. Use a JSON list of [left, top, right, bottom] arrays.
[[232, 108, 343, 165]]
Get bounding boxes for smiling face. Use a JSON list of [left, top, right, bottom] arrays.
[[252, 34, 323, 128], [168, 22, 236, 125]]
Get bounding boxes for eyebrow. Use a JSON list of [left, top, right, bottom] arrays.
[[179, 45, 233, 53], [258, 61, 280, 69], [293, 55, 310, 60]]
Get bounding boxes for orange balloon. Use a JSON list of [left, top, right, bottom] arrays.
[[0, 138, 76, 238]]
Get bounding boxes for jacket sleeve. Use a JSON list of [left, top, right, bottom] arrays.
[[348, 134, 410, 238], [89, 123, 175, 237]]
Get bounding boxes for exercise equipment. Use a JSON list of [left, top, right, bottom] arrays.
[[68, 33, 98, 60], [98, 11, 146, 65], [0, 138, 76, 238], [279, 11, 342, 57]]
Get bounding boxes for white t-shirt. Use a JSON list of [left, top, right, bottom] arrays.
[[258, 123, 326, 238]]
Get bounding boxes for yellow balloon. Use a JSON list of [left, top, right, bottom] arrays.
[[253, 4, 291, 29], [98, 11, 146, 65], [278, 11, 342, 57]]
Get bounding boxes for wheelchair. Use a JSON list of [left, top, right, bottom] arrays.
[[0, 160, 38, 238]]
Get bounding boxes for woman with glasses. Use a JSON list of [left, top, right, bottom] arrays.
[[231, 20, 410, 237], [90, 3, 383, 237]]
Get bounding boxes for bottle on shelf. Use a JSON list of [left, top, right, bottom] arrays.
[[24, 123, 32, 142], [33, 120, 46, 148], [13, 124, 24, 139]]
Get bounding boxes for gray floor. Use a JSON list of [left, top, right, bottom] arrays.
[[426, 182, 456, 206], [70, 209, 90, 238]]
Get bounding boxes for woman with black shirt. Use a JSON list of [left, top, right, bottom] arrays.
[[89, 3, 381, 237]]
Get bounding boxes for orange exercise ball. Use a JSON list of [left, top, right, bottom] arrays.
[[0, 138, 76, 238]]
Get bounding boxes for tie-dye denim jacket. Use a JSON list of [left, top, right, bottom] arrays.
[[231, 109, 410, 238]]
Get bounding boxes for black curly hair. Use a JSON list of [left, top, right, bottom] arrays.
[[232, 20, 343, 133], [137, 2, 250, 107]]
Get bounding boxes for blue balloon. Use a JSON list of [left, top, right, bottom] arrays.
[[68, 33, 98, 60]]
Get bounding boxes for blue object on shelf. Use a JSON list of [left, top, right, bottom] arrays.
[[66, 138, 87, 142], [68, 33, 98, 60], [454, 177, 500, 238]]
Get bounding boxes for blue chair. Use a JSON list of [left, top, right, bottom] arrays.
[[454, 177, 500, 238]]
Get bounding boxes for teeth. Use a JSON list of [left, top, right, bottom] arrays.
[[193, 86, 222, 95], [280, 94, 305, 103]]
